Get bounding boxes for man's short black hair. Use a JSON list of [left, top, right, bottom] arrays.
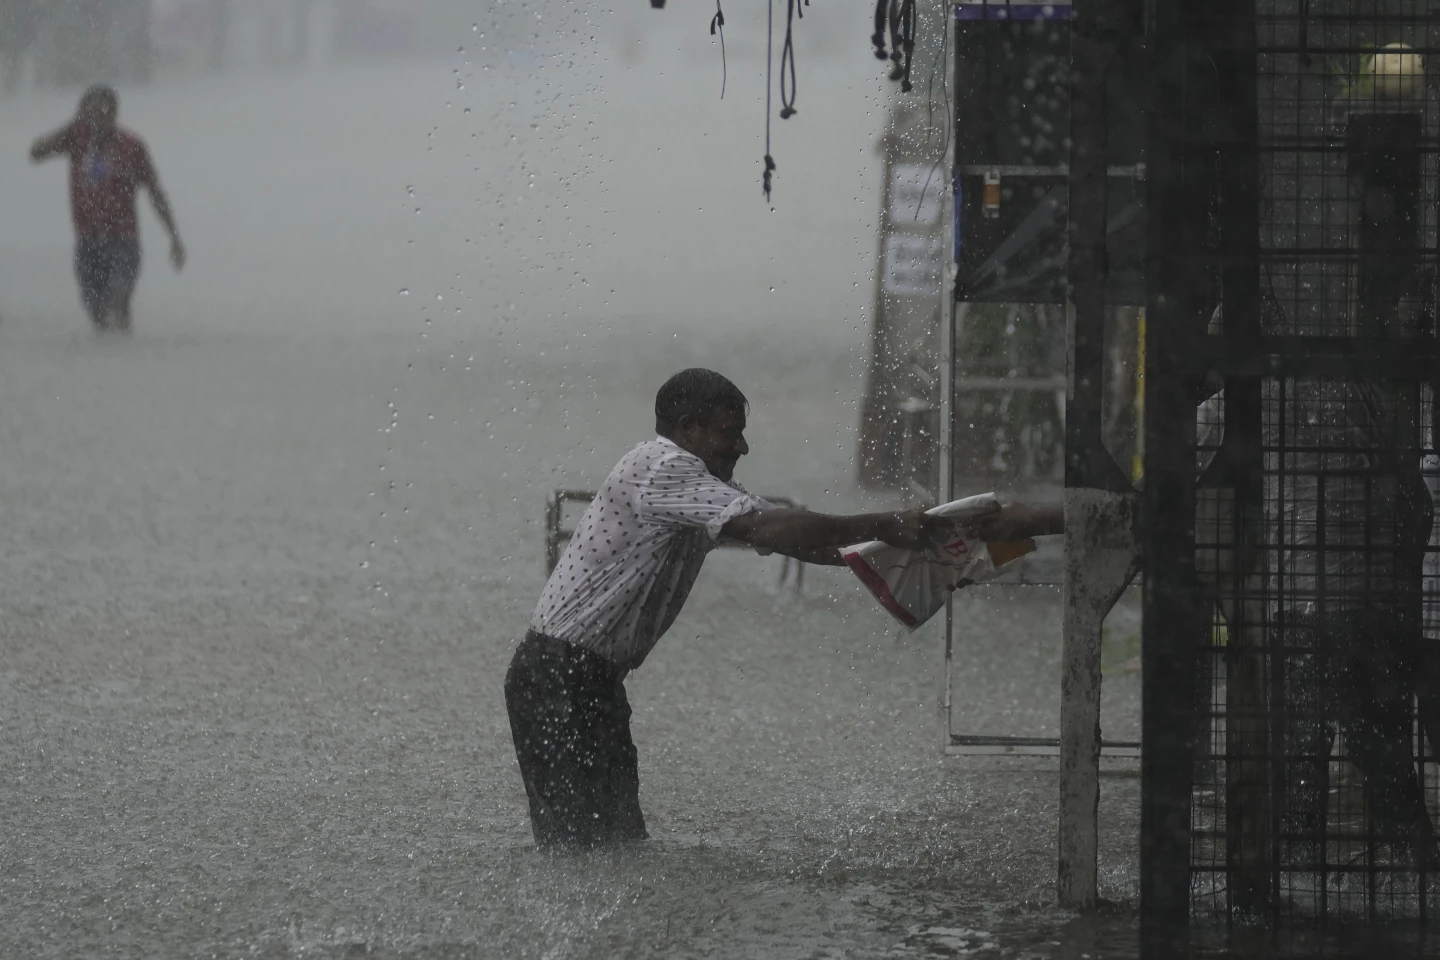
[[80, 84, 118, 112], [655, 369, 748, 436]]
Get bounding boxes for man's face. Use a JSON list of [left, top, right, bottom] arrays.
[[78, 97, 117, 138], [675, 407, 749, 482]]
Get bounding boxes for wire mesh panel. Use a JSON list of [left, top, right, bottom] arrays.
[[943, 0, 1148, 765], [1146, 0, 1440, 936]]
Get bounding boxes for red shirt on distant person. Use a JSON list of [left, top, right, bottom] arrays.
[[30, 84, 186, 332], [61, 125, 157, 239]]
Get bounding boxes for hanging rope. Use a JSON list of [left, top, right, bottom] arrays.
[[779, 0, 805, 119], [763, 0, 776, 201], [871, 0, 889, 61], [897, 0, 917, 92], [871, 0, 919, 90], [888, 0, 904, 81], [710, 0, 727, 99]]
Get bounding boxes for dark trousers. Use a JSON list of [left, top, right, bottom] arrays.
[[504, 631, 647, 849], [1280, 608, 1439, 868], [75, 237, 140, 328]]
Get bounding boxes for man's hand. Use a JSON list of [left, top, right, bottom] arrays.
[[29, 124, 73, 163], [961, 501, 1064, 541], [148, 184, 184, 269], [876, 509, 962, 551]]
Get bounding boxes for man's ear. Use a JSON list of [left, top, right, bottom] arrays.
[[672, 414, 698, 440]]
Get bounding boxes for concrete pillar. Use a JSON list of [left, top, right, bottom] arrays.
[[1057, 488, 1139, 906]]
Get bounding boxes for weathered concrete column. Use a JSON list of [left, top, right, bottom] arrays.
[[1057, 489, 1139, 906]]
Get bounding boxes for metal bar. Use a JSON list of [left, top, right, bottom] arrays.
[[1141, 0, 1206, 940], [940, 256, 963, 743], [949, 746, 1143, 757], [946, 745, 1142, 757], [942, 4, 969, 760], [949, 733, 1141, 757], [1057, 0, 1141, 913], [1250, 14, 1440, 25], [953, 376, 1068, 390], [907, 478, 936, 502], [957, 164, 1146, 177], [1257, 45, 1440, 55], [858, 113, 902, 488], [1196, 355, 1439, 380], [1215, 0, 1269, 912], [1255, 142, 1440, 152], [1248, 249, 1437, 258], [1203, 336, 1439, 358], [941, 8, 964, 748], [1173, 338, 1439, 381]]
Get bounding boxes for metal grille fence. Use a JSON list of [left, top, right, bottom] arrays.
[[1146, 0, 1440, 933]]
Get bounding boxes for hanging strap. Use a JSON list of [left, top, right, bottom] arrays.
[[710, 0, 728, 99]]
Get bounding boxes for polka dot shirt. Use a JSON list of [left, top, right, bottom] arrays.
[[531, 437, 769, 670]]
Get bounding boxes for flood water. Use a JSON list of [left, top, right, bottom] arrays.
[[2, 14, 1417, 960]]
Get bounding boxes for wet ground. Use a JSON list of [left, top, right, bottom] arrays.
[[0, 311, 1146, 960], [0, 26, 1152, 960]]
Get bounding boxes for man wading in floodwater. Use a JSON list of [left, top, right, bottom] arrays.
[[506, 368, 970, 848], [30, 84, 185, 332]]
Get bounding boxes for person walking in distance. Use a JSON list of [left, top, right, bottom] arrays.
[[504, 368, 1016, 849], [29, 84, 185, 332]]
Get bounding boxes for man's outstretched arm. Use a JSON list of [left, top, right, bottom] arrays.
[[738, 502, 1063, 564], [963, 501, 1064, 541], [772, 545, 847, 566], [722, 508, 954, 556], [29, 126, 72, 162], [147, 178, 186, 270]]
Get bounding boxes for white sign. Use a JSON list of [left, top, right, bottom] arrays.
[[883, 233, 943, 297], [888, 163, 944, 226]]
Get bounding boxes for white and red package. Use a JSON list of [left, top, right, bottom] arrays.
[[841, 493, 1036, 629]]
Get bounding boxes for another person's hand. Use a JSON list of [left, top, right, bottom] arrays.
[[962, 501, 1063, 541], [877, 509, 961, 551], [170, 238, 186, 271]]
